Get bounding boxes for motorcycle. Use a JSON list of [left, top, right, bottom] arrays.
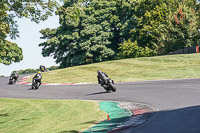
[[8, 75, 18, 84], [40, 66, 45, 72], [32, 79, 40, 89], [102, 78, 116, 92], [40, 65, 48, 72], [98, 71, 116, 92]]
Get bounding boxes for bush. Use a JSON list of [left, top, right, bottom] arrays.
[[117, 40, 156, 59], [48, 66, 60, 71], [18, 69, 38, 75], [18, 66, 60, 75]]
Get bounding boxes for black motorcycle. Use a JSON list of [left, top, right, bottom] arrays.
[[32, 79, 40, 89], [97, 71, 116, 92], [102, 78, 116, 92], [40, 65, 48, 72], [8, 75, 18, 84]]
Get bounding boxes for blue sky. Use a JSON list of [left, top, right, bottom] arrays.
[[0, 14, 60, 76]]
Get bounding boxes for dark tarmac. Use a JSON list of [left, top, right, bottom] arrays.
[[1, 75, 200, 133]]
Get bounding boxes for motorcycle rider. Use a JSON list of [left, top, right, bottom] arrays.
[[97, 70, 111, 88], [32, 71, 42, 88], [40, 65, 46, 72], [10, 71, 19, 82]]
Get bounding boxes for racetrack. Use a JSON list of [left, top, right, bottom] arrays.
[[1, 75, 200, 133]]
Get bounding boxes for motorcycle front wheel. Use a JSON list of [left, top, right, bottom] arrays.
[[9, 79, 14, 84], [108, 83, 116, 92], [35, 82, 40, 89]]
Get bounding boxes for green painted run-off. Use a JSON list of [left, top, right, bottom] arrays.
[[82, 101, 132, 133]]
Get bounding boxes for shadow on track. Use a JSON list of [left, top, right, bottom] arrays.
[[27, 88, 39, 90], [27, 88, 35, 90], [86, 91, 108, 96], [130, 105, 200, 133], [80, 105, 200, 133]]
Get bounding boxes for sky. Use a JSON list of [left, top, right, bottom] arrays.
[[0, 14, 60, 76]]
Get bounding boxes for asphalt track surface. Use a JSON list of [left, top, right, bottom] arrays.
[[1, 75, 200, 133]]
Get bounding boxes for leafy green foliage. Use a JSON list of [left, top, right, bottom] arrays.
[[40, 0, 135, 67], [158, 2, 200, 54], [18, 69, 38, 75], [0, 0, 58, 65], [129, 0, 169, 53], [119, 0, 199, 58], [1, 0, 58, 39], [117, 39, 156, 59], [40, 0, 200, 66], [0, 40, 23, 65], [18, 66, 60, 75], [48, 65, 60, 71]]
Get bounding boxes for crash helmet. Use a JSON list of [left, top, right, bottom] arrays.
[[37, 71, 41, 74], [97, 70, 101, 74]]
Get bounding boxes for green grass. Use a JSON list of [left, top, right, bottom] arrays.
[[0, 98, 106, 133], [27, 53, 200, 83]]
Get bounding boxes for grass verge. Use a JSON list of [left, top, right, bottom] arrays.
[[0, 98, 106, 133], [27, 53, 200, 83]]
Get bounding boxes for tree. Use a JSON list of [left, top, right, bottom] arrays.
[[39, 0, 135, 67], [129, 0, 169, 54], [123, 0, 198, 56], [158, 1, 200, 54], [0, 0, 58, 65], [40, 0, 200, 65], [117, 39, 155, 59], [0, 41, 23, 65]]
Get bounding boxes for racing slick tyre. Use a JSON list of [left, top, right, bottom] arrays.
[[109, 83, 116, 92]]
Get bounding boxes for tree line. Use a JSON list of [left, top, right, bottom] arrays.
[[1, 0, 200, 68], [17, 66, 59, 75], [39, 0, 200, 68]]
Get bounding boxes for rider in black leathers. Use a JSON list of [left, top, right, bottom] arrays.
[[10, 71, 19, 82], [40, 65, 46, 72], [32, 71, 42, 88], [97, 70, 111, 88]]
